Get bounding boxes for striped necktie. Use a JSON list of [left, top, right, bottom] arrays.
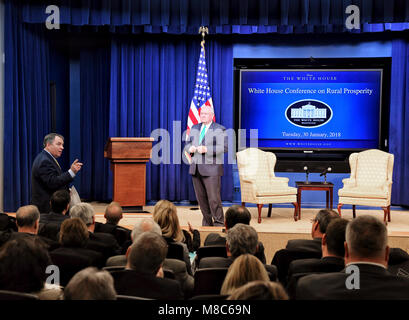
[[199, 124, 206, 144]]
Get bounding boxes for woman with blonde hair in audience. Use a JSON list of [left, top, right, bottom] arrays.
[[220, 254, 270, 295], [152, 200, 196, 275], [228, 280, 289, 300]]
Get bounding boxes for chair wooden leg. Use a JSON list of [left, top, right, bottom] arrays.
[[352, 205, 356, 219], [382, 206, 391, 222], [292, 202, 299, 221], [267, 204, 272, 218], [241, 202, 245, 207], [337, 203, 343, 217], [257, 204, 263, 223]]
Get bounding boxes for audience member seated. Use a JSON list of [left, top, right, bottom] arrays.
[[220, 254, 270, 295], [38, 190, 71, 241], [110, 231, 183, 300], [106, 218, 194, 298], [272, 209, 340, 284], [152, 200, 194, 275], [296, 215, 409, 299], [0, 205, 59, 251], [199, 224, 277, 279], [70, 203, 120, 261], [94, 202, 131, 251], [287, 218, 348, 299], [64, 267, 117, 300], [0, 212, 17, 232], [204, 205, 266, 263], [227, 280, 288, 300], [0, 237, 62, 300], [50, 218, 105, 286]]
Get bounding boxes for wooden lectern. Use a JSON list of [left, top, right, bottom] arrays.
[[104, 137, 154, 208]]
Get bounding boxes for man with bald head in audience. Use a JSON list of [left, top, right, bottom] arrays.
[[94, 202, 131, 249], [0, 205, 59, 250], [185, 105, 228, 226], [296, 215, 409, 299]]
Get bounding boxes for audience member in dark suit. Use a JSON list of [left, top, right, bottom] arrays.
[[287, 218, 348, 299], [70, 202, 120, 261], [272, 209, 340, 284], [286, 209, 340, 254], [152, 200, 193, 275], [111, 231, 183, 300], [50, 218, 105, 286], [38, 190, 71, 241], [31, 133, 82, 213], [64, 267, 117, 300], [94, 202, 131, 251], [296, 215, 409, 300], [106, 217, 194, 297], [0, 212, 17, 232], [204, 205, 266, 263], [0, 236, 62, 300], [2, 205, 59, 251], [199, 224, 277, 279]]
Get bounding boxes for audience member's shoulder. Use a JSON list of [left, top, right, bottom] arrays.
[[204, 233, 226, 246]]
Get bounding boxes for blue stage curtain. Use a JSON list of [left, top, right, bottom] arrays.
[[18, 0, 409, 33], [389, 39, 409, 206], [109, 36, 233, 202], [79, 47, 111, 201], [3, 2, 51, 211]]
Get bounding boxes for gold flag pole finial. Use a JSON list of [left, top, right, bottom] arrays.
[[199, 26, 209, 51]]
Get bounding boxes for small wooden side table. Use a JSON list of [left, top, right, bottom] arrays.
[[295, 181, 334, 220]]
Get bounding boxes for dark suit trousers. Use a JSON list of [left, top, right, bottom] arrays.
[[192, 172, 224, 226]]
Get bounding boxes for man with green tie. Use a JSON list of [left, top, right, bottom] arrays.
[[31, 133, 83, 213], [186, 105, 227, 226]]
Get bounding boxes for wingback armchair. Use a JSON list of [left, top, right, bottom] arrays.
[[337, 149, 394, 222], [236, 148, 298, 223]]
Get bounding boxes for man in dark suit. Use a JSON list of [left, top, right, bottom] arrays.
[[287, 218, 348, 298], [3, 205, 59, 251], [94, 202, 131, 249], [31, 133, 83, 213], [111, 231, 183, 299], [185, 105, 227, 226], [38, 190, 71, 241], [296, 215, 409, 300], [70, 202, 120, 261], [285, 209, 340, 254], [204, 205, 266, 263]]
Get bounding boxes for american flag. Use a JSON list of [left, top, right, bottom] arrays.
[[186, 46, 215, 139]]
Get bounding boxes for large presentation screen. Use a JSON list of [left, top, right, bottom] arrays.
[[239, 69, 382, 150]]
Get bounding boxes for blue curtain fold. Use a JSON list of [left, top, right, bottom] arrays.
[[18, 0, 409, 33], [109, 36, 233, 202], [79, 47, 111, 201], [4, 2, 51, 211], [389, 39, 409, 206]]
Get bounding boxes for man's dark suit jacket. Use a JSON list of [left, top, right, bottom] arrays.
[[39, 212, 70, 241], [198, 256, 277, 281], [296, 263, 409, 300], [111, 269, 184, 300], [86, 232, 121, 261], [287, 256, 345, 299], [94, 222, 131, 250], [186, 122, 227, 176], [204, 232, 267, 264], [31, 150, 73, 213], [40, 212, 69, 225], [5, 231, 60, 251], [285, 237, 323, 254]]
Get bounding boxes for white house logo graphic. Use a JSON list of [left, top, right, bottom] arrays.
[[285, 99, 333, 128]]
